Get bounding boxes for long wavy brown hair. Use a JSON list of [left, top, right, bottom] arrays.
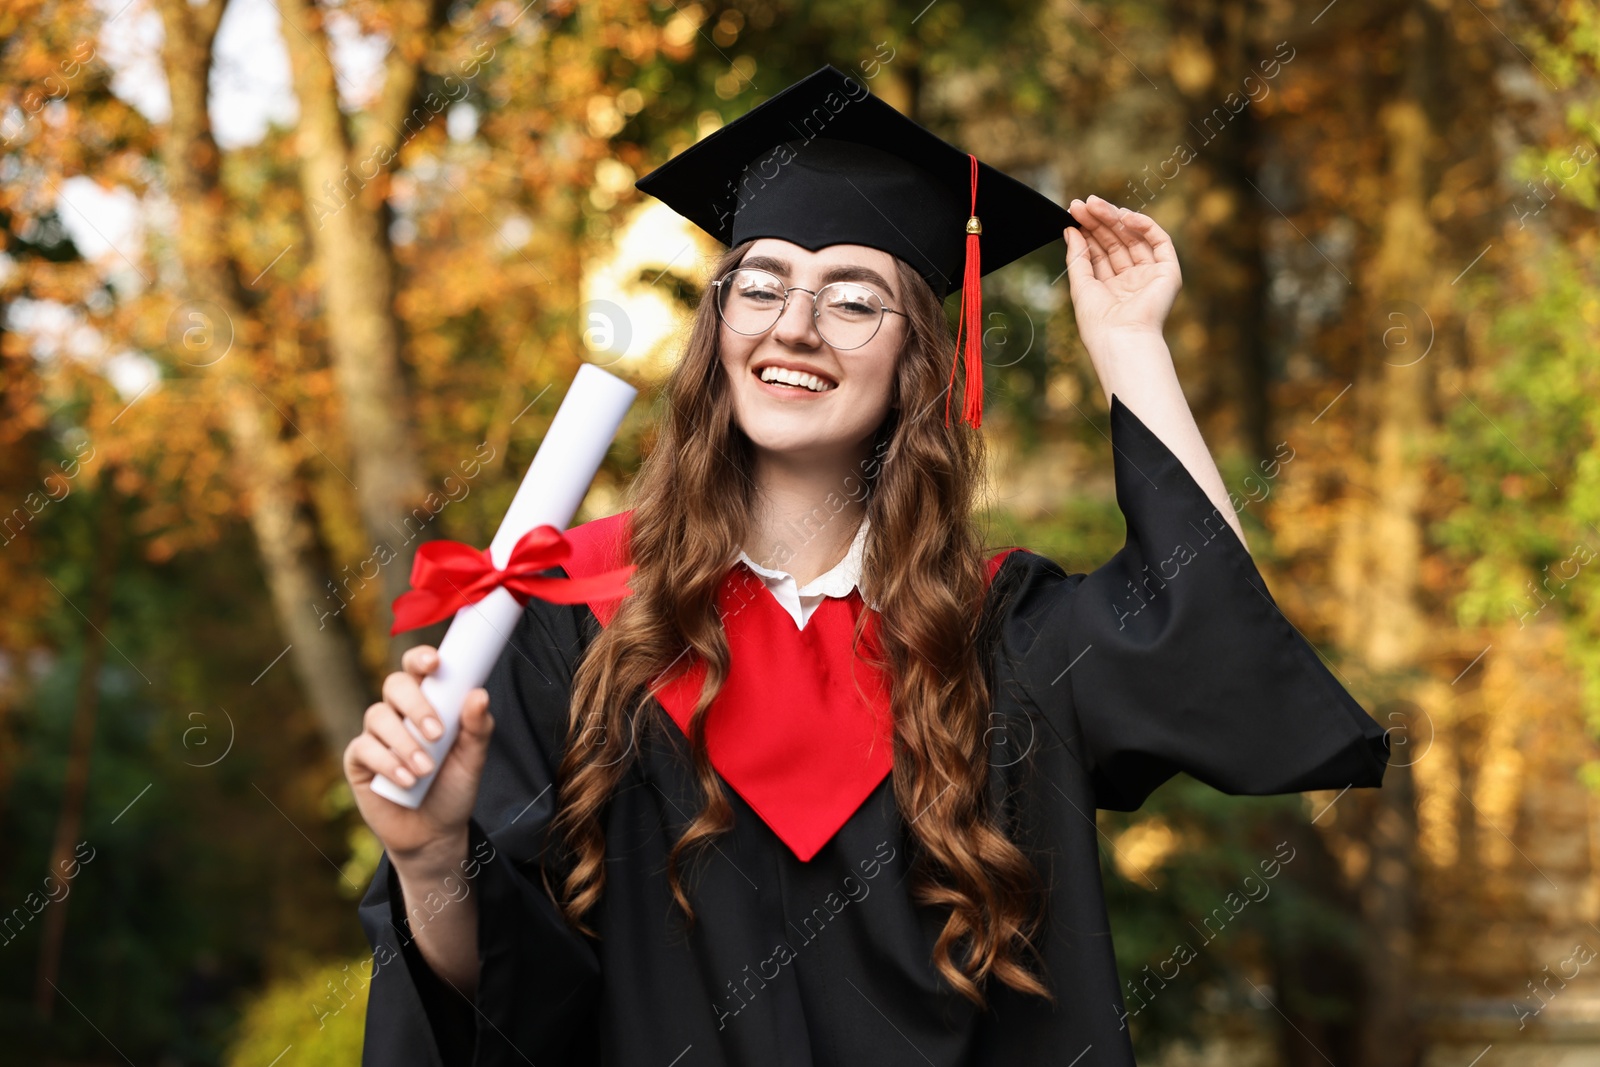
[[542, 240, 1052, 1008]]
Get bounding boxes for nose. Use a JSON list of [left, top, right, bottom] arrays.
[[769, 288, 823, 349]]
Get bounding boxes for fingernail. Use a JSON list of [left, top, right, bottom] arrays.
[[423, 717, 443, 739], [412, 751, 434, 774], [394, 766, 417, 787]]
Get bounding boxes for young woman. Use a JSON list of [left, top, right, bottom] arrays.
[[346, 68, 1390, 1065]]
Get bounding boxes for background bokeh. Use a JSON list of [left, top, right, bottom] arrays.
[[1, 0, 1597, 1063]]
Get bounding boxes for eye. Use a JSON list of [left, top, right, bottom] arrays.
[[819, 283, 881, 317], [732, 271, 786, 302]]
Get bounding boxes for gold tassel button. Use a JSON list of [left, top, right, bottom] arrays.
[[965, 216, 983, 235]]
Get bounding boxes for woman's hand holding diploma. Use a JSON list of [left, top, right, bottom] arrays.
[[1063, 194, 1247, 549], [340, 362, 638, 1003], [343, 644, 491, 995]]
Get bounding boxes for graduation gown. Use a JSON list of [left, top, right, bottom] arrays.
[[356, 395, 1391, 1066]]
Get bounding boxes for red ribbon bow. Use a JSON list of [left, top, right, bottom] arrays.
[[389, 524, 636, 635]]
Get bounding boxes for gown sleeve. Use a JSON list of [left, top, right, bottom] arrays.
[[1012, 393, 1391, 811], [357, 589, 601, 1066]]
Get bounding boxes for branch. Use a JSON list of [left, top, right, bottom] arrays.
[[277, 0, 354, 167], [356, 0, 448, 164], [149, 0, 243, 302], [193, 0, 227, 44]]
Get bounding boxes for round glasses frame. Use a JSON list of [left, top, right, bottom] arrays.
[[711, 267, 908, 351]]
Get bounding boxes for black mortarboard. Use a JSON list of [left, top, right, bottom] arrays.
[[635, 65, 1077, 428]]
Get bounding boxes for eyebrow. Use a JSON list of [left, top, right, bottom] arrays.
[[739, 255, 898, 302]]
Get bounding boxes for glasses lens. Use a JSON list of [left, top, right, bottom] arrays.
[[815, 282, 886, 350], [718, 269, 787, 335]]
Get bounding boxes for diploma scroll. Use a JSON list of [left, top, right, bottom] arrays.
[[369, 363, 638, 809]]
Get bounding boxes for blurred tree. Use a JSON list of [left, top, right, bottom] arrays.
[[32, 464, 117, 1018], [275, 0, 435, 657], [222, 955, 370, 1066], [149, 0, 371, 753]]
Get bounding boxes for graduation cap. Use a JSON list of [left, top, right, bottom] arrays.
[[634, 65, 1077, 428]]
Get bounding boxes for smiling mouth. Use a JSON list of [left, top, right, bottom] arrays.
[[754, 366, 837, 393]]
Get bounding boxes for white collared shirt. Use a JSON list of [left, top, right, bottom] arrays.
[[734, 515, 877, 630]]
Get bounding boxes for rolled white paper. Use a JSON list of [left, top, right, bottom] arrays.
[[369, 362, 638, 809]]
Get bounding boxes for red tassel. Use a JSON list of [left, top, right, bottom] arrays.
[[945, 154, 984, 429]]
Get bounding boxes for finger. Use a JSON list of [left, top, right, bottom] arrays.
[[347, 731, 419, 789], [1110, 210, 1155, 266], [344, 733, 373, 786], [457, 688, 495, 743], [401, 644, 440, 678], [366, 701, 437, 778], [1083, 196, 1137, 272], [1119, 210, 1179, 266], [1109, 209, 1165, 265], [1070, 200, 1116, 282], [1082, 222, 1116, 283], [1064, 227, 1098, 289], [382, 670, 445, 741], [1067, 197, 1098, 239], [1084, 198, 1145, 270], [1071, 197, 1122, 274], [445, 689, 496, 780]]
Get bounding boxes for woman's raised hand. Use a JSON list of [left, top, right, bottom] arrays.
[[1063, 195, 1182, 348], [342, 646, 496, 865]]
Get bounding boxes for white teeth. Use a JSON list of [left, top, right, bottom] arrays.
[[758, 366, 834, 392]]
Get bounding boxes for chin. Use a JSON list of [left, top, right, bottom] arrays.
[[729, 380, 887, 457], [742, 426, 831, 456]]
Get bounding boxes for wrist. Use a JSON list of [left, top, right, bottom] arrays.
[[1086, 335, 1178, 396], [1085, 329, 1168, 367], [391, 827, 471, 879], [1083, 325, 1168, 353]]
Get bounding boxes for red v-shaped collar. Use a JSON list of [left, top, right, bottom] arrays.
[[560, 510, 639, 628], [560, 511, 1022, 861]]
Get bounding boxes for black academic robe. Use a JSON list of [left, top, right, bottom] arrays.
[[356, 394, 1391, 1066]]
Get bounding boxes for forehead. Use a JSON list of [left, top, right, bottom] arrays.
[[740, 239, 899, 285]]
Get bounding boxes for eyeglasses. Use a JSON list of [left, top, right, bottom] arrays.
[[711, 267, 907, 351]]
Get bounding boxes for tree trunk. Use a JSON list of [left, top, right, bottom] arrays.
[[1177, 0, 1273, 462], [154, 0, 369, 753], [1329, 6, 1440, 1061], [278, 0, 437, 658], [1359, 701, 1420, 1067], [1347, 92, 1433, 672], [217, 381, 373, 754], [1332, 20, 1434, 674], [33, 468, 118, 1018]]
